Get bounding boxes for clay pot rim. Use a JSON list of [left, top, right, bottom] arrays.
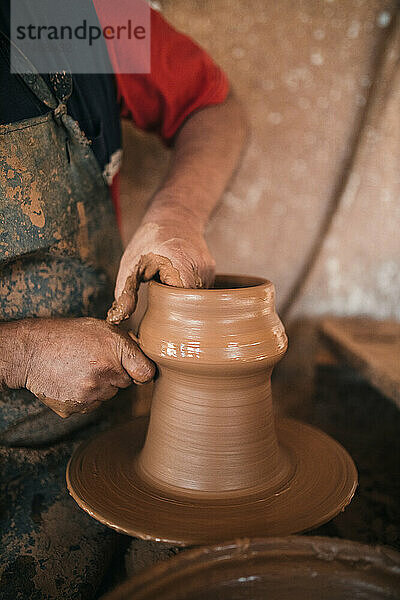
[[103, 535, 400, 600], [150, 274, 272, 293]]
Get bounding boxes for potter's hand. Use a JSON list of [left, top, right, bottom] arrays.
[[107, 209, 216, 325], [19, 317, 155, 418], [107, 93, 247, 325]]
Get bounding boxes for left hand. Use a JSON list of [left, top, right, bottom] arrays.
[[107, 208, 216, 325]]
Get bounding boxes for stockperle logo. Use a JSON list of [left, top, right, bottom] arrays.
[[10, 0, 150, 74]]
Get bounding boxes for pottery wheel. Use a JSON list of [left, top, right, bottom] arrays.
[[67, 417, 357, 545], [102, 536, 400, 600]]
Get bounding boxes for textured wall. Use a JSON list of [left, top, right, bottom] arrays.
[[120, 0, 399, 321]]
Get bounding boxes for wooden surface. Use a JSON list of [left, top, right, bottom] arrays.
[[320, 317, 400, 408]]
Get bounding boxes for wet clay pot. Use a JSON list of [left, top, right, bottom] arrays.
[[102, 536, 400, 600], [67, 275, 357, 545]]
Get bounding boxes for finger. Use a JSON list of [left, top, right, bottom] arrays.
[[107, 265, 141, 325], [120, 337, 155, 384], [109, 370, 132, 389], [147, 253, 200, 289], [141, 252, 184, 287], [114, 255, 139, 300], [168, 264, 201, 289], [87, 384, 120, 403]]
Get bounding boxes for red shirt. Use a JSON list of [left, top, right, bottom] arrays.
[[99, 8, 229, 223]]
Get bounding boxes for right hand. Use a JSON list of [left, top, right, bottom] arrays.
[[18, 317, 155, 418], [107, 217, 216, 326]]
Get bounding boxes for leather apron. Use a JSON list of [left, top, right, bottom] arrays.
[[0, 48, 122, 445]]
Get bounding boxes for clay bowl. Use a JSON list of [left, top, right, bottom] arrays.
[[67, 275, 357, 544], [102, 536, 400, 600]]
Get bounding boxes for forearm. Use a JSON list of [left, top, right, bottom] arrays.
[[109, 92, 247, 321], [0, 320, 29, 390], [142, 91, 248, 231]]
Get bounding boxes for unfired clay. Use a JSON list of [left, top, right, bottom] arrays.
[[102, 536, 400, 600], [67, 276, 357, 544]]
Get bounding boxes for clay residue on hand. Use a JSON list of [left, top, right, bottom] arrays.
[[107, 253, 184, 325], [107, 272, 139, 325]]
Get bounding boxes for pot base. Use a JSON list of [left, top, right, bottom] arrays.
[[66, 417, 357, 545]]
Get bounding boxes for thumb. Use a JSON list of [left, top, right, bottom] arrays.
[[120, 336, 156, 384], [107, 266, 141, 325]]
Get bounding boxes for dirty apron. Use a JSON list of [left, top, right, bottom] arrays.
[[0, 43, 124, 599]]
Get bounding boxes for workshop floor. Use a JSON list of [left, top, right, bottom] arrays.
[[307, 365, 400, 550]]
